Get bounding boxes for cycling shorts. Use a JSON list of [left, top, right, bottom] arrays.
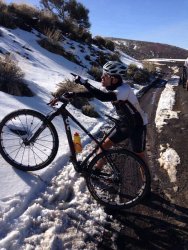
[[109, 124, 147, 153]]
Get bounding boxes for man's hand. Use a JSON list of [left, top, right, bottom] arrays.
[[74, 75, 87, 85], [63, 92, 75, 99]]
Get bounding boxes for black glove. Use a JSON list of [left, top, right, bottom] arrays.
[[75, 76, 88, 85], [63, 92, 75, 99]]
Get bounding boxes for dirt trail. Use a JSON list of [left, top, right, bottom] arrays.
[[99, 81, 188, 250]]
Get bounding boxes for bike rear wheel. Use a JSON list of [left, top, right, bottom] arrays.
[[86, 149, 151, 209], [0, 109, 59, 171]]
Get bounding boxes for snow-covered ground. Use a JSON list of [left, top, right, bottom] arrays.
[[156, 76, 180, 188], [0, 27, 181, 249]]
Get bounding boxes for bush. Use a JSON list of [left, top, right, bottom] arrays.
[[88, 66, 102, 81], [43, 27, 63, 44], [127, 64, 138, 78], [0, 55, 33, 96], [82, 104, 100, 118], [0, 3, 15, 28], [38, 38, 80, 65], [93, 36, 106, 48], [8, 3, 39, 19], [8, 3, 39, 30], [85, 55, 91, 61], [38, 10, 58, 33], [0, 54, 24, 83], [53, 79, 99, 117], [143, 62, 156, 74], [96, 51, 108, 66], [105, 40, 115, 51], [53, 79, 85, 97], [133, 70, 149, 84], [108, 53, 120, 62]]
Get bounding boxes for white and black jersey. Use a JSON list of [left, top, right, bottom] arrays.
[[74, 81, 148, 128]]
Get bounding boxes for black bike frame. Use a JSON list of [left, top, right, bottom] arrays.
[[49, 104, 116, 171]]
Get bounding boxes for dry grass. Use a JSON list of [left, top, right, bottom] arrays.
[[43, 28, 63, 44], [142, 61, 156, 74], [88, 66, 102, 81], [0, 54, 24, 83], [39, 9, 58, 23], [53, 79, 86, 97], [0, 2, 15, 28], [0, 54, 33, 96], [53, 79, 99, 117], [82, 104, 100, 118], [9, 3, 39, 17]]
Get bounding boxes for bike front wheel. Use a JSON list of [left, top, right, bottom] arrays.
[[86, 149, 151, 209], [0, 109, 59, 171]]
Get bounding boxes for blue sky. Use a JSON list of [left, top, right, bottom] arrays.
[[5, 0, 188, 50]]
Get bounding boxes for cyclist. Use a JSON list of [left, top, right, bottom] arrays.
[[51, 61, 148, 164]]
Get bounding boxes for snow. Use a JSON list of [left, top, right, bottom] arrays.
[[144, 58, 186, 62], [155, 76, 180, 132], [0, 27, 182, 249], [155, 76, 180, 185], [158, 145, 180, 183]]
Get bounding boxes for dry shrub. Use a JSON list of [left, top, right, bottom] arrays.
[[38, 10, 58, 32], [108, 53, 120, 62], [53, 79, 86, 97], [0, 54, 24, 83], [43, 27, 63, 44], [88, 66, 102, 81], [0, 2, 15, 28], [143, 62, 156, 74], [38, 38, 80, 64], [53, 79, 99, 117], [0, 55, 33, 96], [9, 3, 39, 18], [82, 104, 100, 118], [133, 70, 149, 84], [39, 9, 58, 23], [127, 64, 138, 78], [0, 0, 6, 11]]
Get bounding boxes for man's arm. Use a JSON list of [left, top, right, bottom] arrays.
[[75, 81, 117, 101]]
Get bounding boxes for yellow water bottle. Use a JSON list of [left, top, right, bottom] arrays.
[[73, 132, 82, 153]]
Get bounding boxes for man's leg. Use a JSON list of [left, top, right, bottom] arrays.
[[96, 137, 114, 169]]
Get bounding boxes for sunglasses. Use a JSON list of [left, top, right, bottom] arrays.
[[101, 73, 110, 78]]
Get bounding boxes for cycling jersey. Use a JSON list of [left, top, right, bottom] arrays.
[[73, 80, 147, 152], [74, 81, 148, 127]]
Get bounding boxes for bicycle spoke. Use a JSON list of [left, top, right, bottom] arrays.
[[34, 141, 53, 150], [0, 110, 59, 170], [87, 149, 150, 209]]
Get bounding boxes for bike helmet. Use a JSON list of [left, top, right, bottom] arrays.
[[103, 61, 128, 78]]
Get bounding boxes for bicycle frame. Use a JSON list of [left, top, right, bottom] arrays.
[[28, 102, 117, 172], [59, 106, 116, 172]]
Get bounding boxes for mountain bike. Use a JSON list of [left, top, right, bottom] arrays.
[[0, 96, 151, 209]]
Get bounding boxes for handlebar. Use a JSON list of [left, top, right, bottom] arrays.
[[47, 94, 70, 107], [105, 114, 119, 124]]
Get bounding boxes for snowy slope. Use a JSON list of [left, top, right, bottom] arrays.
[[0, 27, 134, 249], [0, 27, 181, 249]]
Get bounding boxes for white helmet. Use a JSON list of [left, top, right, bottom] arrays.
[[103, 61, 128, 78]]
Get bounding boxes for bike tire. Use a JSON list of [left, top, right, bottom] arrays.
[[0, 109, 59, 171], [86, 149, 151, 209]]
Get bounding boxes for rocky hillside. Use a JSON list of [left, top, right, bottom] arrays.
[[109, 37, 188, 60]]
